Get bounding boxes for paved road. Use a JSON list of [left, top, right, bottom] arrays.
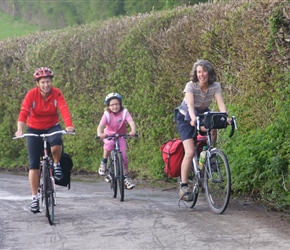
[[0, 172, 290, 250]]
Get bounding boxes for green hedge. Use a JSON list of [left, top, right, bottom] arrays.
[[0, 1, 289, 211]]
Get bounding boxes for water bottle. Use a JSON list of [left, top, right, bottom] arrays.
[[198, 146, 207, 170]]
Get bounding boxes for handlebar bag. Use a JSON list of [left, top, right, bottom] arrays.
[[202, 112, 227, 129]]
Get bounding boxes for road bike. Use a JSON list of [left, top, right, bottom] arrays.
[[13, 130, 75, 225], [179, 111, 237, 214], [96, 133, 138, 201]]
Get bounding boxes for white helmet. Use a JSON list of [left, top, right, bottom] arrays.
[[104, 93, 122, 105]]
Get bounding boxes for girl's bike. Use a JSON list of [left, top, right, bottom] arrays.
[[96, 133, 138, 201], [13, 130, 75, 225], [179, 111, 237, 214]]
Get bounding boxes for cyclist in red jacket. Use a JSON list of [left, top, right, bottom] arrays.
[[15, 67, 74, 213]]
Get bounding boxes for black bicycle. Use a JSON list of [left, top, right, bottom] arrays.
[[13, 130, 75, 225], [179, 111, 237, 214], [96, 133, 138, 201]]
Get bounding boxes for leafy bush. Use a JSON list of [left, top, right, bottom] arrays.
[[0, 1, 289, 210]]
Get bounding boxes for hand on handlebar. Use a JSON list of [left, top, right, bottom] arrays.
[[66, 126, 75, 133], [15, 131, 23, 137], [190, 120, 196, 127], [97, 133, 107, 140], [129, 131, 136, 136], [190, 114, 197, 127]]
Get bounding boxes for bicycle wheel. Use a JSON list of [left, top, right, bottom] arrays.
[[203, 148, 231, 214], [38, 166, 45, 211], [177, 156, 199, 208], [109, 154, 117, 198], [43, 161, 55, 225], [116, 152, 125, 201]]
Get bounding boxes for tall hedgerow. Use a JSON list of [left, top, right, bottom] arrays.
[[0, 1, 289, 210]]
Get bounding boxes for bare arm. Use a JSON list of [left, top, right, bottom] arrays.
[[185, 92, 196, 126], [128, 120, 136, 136], [97, 123, 106, 139], [215, 92, 227, 113], [215, 92, 232, 124]]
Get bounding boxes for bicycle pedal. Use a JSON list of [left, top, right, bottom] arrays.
[[104, 175, 111, 183]]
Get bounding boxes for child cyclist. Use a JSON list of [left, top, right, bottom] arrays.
[[97, 93, 136, 190]]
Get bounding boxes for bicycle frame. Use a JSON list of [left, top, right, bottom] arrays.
[[41, 134, 55, 198], [180, 113, 237, 214], [197, 114, 237, 171], [96, 133, 138, 201], [111, 139, 122, 179], [13, 130, 74, 224], [110, 135, 125, 200]]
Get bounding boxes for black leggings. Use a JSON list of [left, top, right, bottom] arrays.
[[26, 124, 63, 169]]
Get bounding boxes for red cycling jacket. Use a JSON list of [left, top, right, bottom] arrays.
[[18, 87, 73, 130]]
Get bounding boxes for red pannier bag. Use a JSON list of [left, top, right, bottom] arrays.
[[160, 138, 184, 178]]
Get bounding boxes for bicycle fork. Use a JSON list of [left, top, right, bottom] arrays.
[[42, 158, 57, 206], [205, 151, 223, 183], [113, 151, 120, 180], [49, 165, 57, 206]]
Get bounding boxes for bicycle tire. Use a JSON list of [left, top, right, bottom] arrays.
[[43, 160, 55, 225], [110, 154, 117, 198], [117, 152, 125, 201], [177, 173, 199, 208], [203, 148, 231, 214], [180, 154, 199, 208], [38, 167, 45, 211]]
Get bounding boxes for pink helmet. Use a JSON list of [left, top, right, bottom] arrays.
[[33, 67, 54, 80]]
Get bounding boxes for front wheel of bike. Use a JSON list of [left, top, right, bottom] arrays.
[[117, 153, 125, 202], [109, 155, 117, 198], [43, 161, 55, 225], [38, 167, 44, 211], [204, 148, 231, 214]]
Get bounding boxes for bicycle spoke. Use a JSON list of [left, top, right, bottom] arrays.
[[204, 149, 231, 214]]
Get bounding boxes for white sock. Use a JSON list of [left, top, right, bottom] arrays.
[[32, 195, 38, 200]]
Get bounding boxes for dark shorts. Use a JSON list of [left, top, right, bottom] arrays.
[[176, 108, 209, 141], [26, 124, 63, 169]]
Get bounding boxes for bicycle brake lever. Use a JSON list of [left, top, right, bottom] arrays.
[[229, 116, 237, 138], [233, 116, 238, 130], [197, 116, 201, 132]]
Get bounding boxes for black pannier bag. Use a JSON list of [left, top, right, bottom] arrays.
[[55, 152, 73, 190], [202, 112, 228, 129]]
